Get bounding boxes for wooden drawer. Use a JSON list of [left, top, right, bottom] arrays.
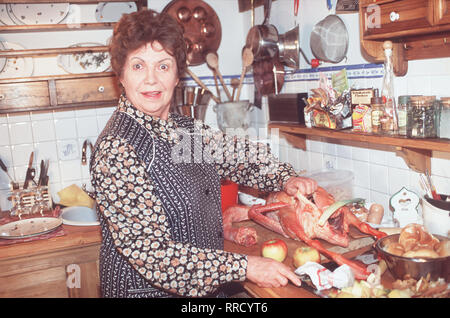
[[55, 76, 120, 105], [0, 81, 49, 111], [362, 0, 434, 37]]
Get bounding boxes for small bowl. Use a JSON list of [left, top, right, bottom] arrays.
[[375, 234, 449, 281]]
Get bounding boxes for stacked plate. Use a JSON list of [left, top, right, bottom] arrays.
[[0, 41, 34, 78], [0, 3, 71, 25]]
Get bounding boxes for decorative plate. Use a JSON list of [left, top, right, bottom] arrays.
[[8, 3, 70, 25], [0, 4, 15, 25], [57, 42, 111, 74], [0, 41, 6, 73], [5, 4, 22, 25], [95, 2, 137, 23], [0, 42, 34, 79], [0, 217, 62, 239]]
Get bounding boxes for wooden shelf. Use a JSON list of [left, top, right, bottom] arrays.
[[0, 45, 108, 58], [0, 22, 115, 33], [268, 123, 450, 173]]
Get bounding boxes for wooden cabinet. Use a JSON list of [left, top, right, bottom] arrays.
[[0, 73, 120, 113], [359, 0, 450, 76], [0, 224, 102, 298], [0, 0, 145, 113]]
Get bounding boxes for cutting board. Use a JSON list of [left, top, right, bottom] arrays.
[[228, 220, 375, 262]]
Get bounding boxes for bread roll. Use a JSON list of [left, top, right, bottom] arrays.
[[435, 240, 450, 257], [368, 203, 384, 224], [384, 242, 405, 256], [402, 248, 440, 259]]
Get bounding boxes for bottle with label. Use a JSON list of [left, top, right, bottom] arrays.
[[381, 41, 398, 134], [371, 89, 384, 134], [397, 96, 408, 136]]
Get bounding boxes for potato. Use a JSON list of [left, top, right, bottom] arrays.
[[368, 203, 384, 224]]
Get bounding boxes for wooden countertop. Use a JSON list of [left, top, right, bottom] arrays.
[[0, 223, 101, 261], [0, 214, 390, 298]]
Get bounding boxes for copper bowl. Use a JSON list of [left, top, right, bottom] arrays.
[[375, 234, 450, 281]]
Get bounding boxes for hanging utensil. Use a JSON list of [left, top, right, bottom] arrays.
[[235, 47, 254, 102], [213, 73, 222, 103], [425, 169, 442, 200], [310, 14, 349, 63], [294, 0, 299, 17], [23, 152, 36, 189], [186, 68, 220, 104], [230, 78, 240, 102], [206, 52, 232, 101]]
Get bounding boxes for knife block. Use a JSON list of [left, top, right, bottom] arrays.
[[9, 185, 52, 218]]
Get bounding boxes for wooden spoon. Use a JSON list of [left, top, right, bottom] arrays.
[[230, 78, 240, 102], [186, 68, 220, 104], [206, 52, 232, 101], [235, 47, 254, 102]]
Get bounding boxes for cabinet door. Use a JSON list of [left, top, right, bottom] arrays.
[[55, 76, 120, 105], [434, 0, 450, 24], [0, 266, 69, 298], [0, 81, 50, 112], [362, 0, 433, 38]]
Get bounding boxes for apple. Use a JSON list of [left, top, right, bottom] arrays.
[[261, 239, 288, 262], [292, 246, 320, 268]]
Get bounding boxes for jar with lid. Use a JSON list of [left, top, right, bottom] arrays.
[[371, 89, 384, 134], [438, 97, 450, 139], [406, 96, 438, 138]]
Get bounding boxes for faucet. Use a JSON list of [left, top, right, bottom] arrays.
[[81, 139, 94, 166]]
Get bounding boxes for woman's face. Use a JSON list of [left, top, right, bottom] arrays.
[[120, 41, 179, 120]]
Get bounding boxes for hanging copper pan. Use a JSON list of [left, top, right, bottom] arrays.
[[162, 0, 222, 66]]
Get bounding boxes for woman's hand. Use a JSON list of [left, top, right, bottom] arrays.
[[246, 255, 302, 288], [283, 176, 317, 196]]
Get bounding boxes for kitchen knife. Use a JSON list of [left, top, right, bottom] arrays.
[[38, 160, 45, 186], [23, 152, 35, 189]]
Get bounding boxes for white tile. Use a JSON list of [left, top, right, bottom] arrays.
[[351, 145, 369, 162], [407, 76, 432, 95], [432, 175, 450, 196], [0, 189, 12, 210], [53, 108, 75, 119], [369, 190, 390, 213], [10, 144, 34, 167], [386, 150, 409, 170], [97, 114, 111, 133], [59, 159, 82, 182], [9, 122, 33, 144], [369, 163, 389, 194], [30, 110, 53, 121], [388, 167, 410, 196], [352, 160, 370, 188], [369, 148, 388, 166], [306, 139, 323, 153], [0, 114, 7, 124], [0, 146, 12, 167], [0, 124, 10, 146], [54, 118, 77, 140], [308, 151, 323, 172], [431, 151, 450, 178], [76, 116, 99, 138], [336, 144, 352, 159], [323, 154, 336, 170], [336, 157, 353, 171], [7, 112, 30, 124], [32, 119, 56, 142], [430, 75, 450, 98], [353, 186, 370, 200], [96, 106, 116, 115], [322, 141, 336, 156], [34, 141, 59, 163], [57, 139, 80, 161], [288, 146, 300, 171], [76, 108, 97, 118]]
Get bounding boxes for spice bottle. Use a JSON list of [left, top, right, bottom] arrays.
[[371, 89, 384, 134], [397, 96, 408, 136], [381, 41, 398, 134], [438, 97, 450, 139], [406, 96, 437, 138]]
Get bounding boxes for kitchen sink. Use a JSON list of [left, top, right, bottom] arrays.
[[60, 206, 99, 226]]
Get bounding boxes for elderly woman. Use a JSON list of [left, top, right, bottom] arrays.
[[90, 9, 317, 298]]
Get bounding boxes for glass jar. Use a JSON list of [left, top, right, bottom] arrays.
[[406, 96, 437, 138], [438, 97, 450, 139], [397, 96, 408, 136]]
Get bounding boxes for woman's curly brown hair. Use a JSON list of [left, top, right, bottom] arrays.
[[109, 9, 187, 79]]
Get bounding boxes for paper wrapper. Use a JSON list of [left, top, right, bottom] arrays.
[[57, 184, 95, 208], [295, 261, 355, 291]]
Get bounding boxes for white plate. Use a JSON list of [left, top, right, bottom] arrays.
[[61, 206, 99, 226], [57, 42, 111, 74], [95, 2, 137, 23], [0, 4, 15, 25], [0, 217, 62, 239], [0, 42, 34, 79], [0, 41, 6, 73], [8, 3, 70, 25], [238, 192, 266, 206]]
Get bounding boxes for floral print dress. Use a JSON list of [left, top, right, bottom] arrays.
[[90, 95, 297, 298]]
